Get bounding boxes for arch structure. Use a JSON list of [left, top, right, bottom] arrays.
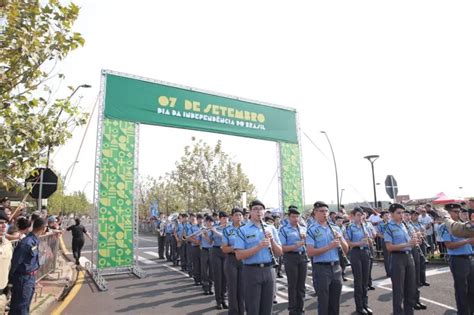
[[91, 70, 304, 290]]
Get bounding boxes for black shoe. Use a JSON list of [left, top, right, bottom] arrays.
[[159, 256, 165, 259], [356, 309, 368, 315], [343, 277, 348, 281], [422, 282, 430, 286], [203, 291, 210, 295], [364, 306, 373, 315], [208, 290, 214, 295], [277, 273, 284, 278], [273, 300, 277, 304], [222, 302, 228, 309], [416, 302, 427, 310], [367, 285, 375, 291], [414, 304, 421, 310], [215, 304, 223, 310]]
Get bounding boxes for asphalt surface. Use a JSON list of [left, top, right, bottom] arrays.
[[58, 228, 459, 315]]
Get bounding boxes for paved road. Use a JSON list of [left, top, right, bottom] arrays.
[[59, 230, 458, 315]]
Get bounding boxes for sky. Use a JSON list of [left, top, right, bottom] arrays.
[[50, 0, 474, 209]]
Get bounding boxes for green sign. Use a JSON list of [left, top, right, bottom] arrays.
[[104, 73, 298, 143], [280, 142, 304, 211], [96, 71, 303, 271], [98, 118, 135, 268]]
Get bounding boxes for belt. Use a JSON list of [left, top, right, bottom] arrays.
[[245, 262, 273, 268], [314, 261, 339, 266], [213, 246, 221, 248], [201, 247, 210, 251], [450, 255, 473, 259], [352, 247, 369, 250], [286, 251, 306, 255], [391, 251, 411, 254], [227, 252, 236, 256]]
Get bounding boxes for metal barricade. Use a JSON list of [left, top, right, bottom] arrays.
[[10, 231, 61, 281]]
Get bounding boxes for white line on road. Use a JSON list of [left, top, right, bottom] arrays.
[[374, 285, 458, 311], [343, 275, 457, 311], [138, 237, 158, 242], [425, 266, 450, 277], [138, 256, 156, 265]]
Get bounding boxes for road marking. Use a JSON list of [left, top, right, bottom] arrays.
[[51, 269, 85, 315], [425, 266, 450, 277], [344, 275, 457, 311], [138, 256, 156, 265], [374, 285, 457, 311], [138, 237, 158, 242]]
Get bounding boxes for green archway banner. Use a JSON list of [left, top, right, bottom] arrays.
[[94, 70, 304, 272]]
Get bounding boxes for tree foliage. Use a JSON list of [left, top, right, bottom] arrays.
[[47, 174, 91, 216], [0, 0, 87, 183], [140, 138, 256, 216]]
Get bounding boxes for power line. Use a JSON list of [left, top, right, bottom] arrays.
[[262, 168, 278, 201], [66, 93, 100, 188], [302, 131, 330, 161]]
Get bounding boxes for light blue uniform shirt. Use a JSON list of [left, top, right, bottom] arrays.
[[222, 224, 243, 248], [377, 221, 388, 234], [190, 224, 201, 247], [440, 223, 473, 256], [176, 223, 184, 238], [279, 224, 306, 252], [211, 224, 228, 247], [234, 221, 281, 265], [384, 220, 412, 251], [199, 230, 213, 249], [306, 222, 341, 263], [346, 223, 368, 248], [165, 223, 174, 234], [307, 217, 316, 227]]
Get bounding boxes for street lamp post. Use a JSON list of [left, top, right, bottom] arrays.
[[321, 131, 340, 212], [364, 155, 380, 209], [340, 188, 345, 207]]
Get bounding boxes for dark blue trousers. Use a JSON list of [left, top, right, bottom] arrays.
[[9, 273, 35, 315]]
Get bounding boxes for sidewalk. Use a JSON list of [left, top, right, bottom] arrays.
[[29, 242, 77, 314]]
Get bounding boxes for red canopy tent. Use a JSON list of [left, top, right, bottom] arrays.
[[431, 192, 464, 205]]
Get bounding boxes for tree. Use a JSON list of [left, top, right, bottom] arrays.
[[136, 138, 256, 216], [169, 138, 256, 212], [0, 0, 87, 183], [48, 174, 92, 216], [137, 175, 186, 218]]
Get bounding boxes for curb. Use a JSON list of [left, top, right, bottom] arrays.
[[46, 236, 84, 315], [51, 269, 85, 315]]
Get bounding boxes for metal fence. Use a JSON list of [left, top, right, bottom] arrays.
[[11, 231, 61, 281]]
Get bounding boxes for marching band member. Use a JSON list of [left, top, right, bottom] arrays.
[[279, 206, 308, 315], [200, 216, 214, 295], [345, 208, 373, 315], [210, 211, 229, 309], [307, 201, 349, 315], [440, 203, 474, 315], [234, 200, 282, 315], [222, 208, 245, 315], [384, 204, 418, 315], [189, 214, 203, 286]]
